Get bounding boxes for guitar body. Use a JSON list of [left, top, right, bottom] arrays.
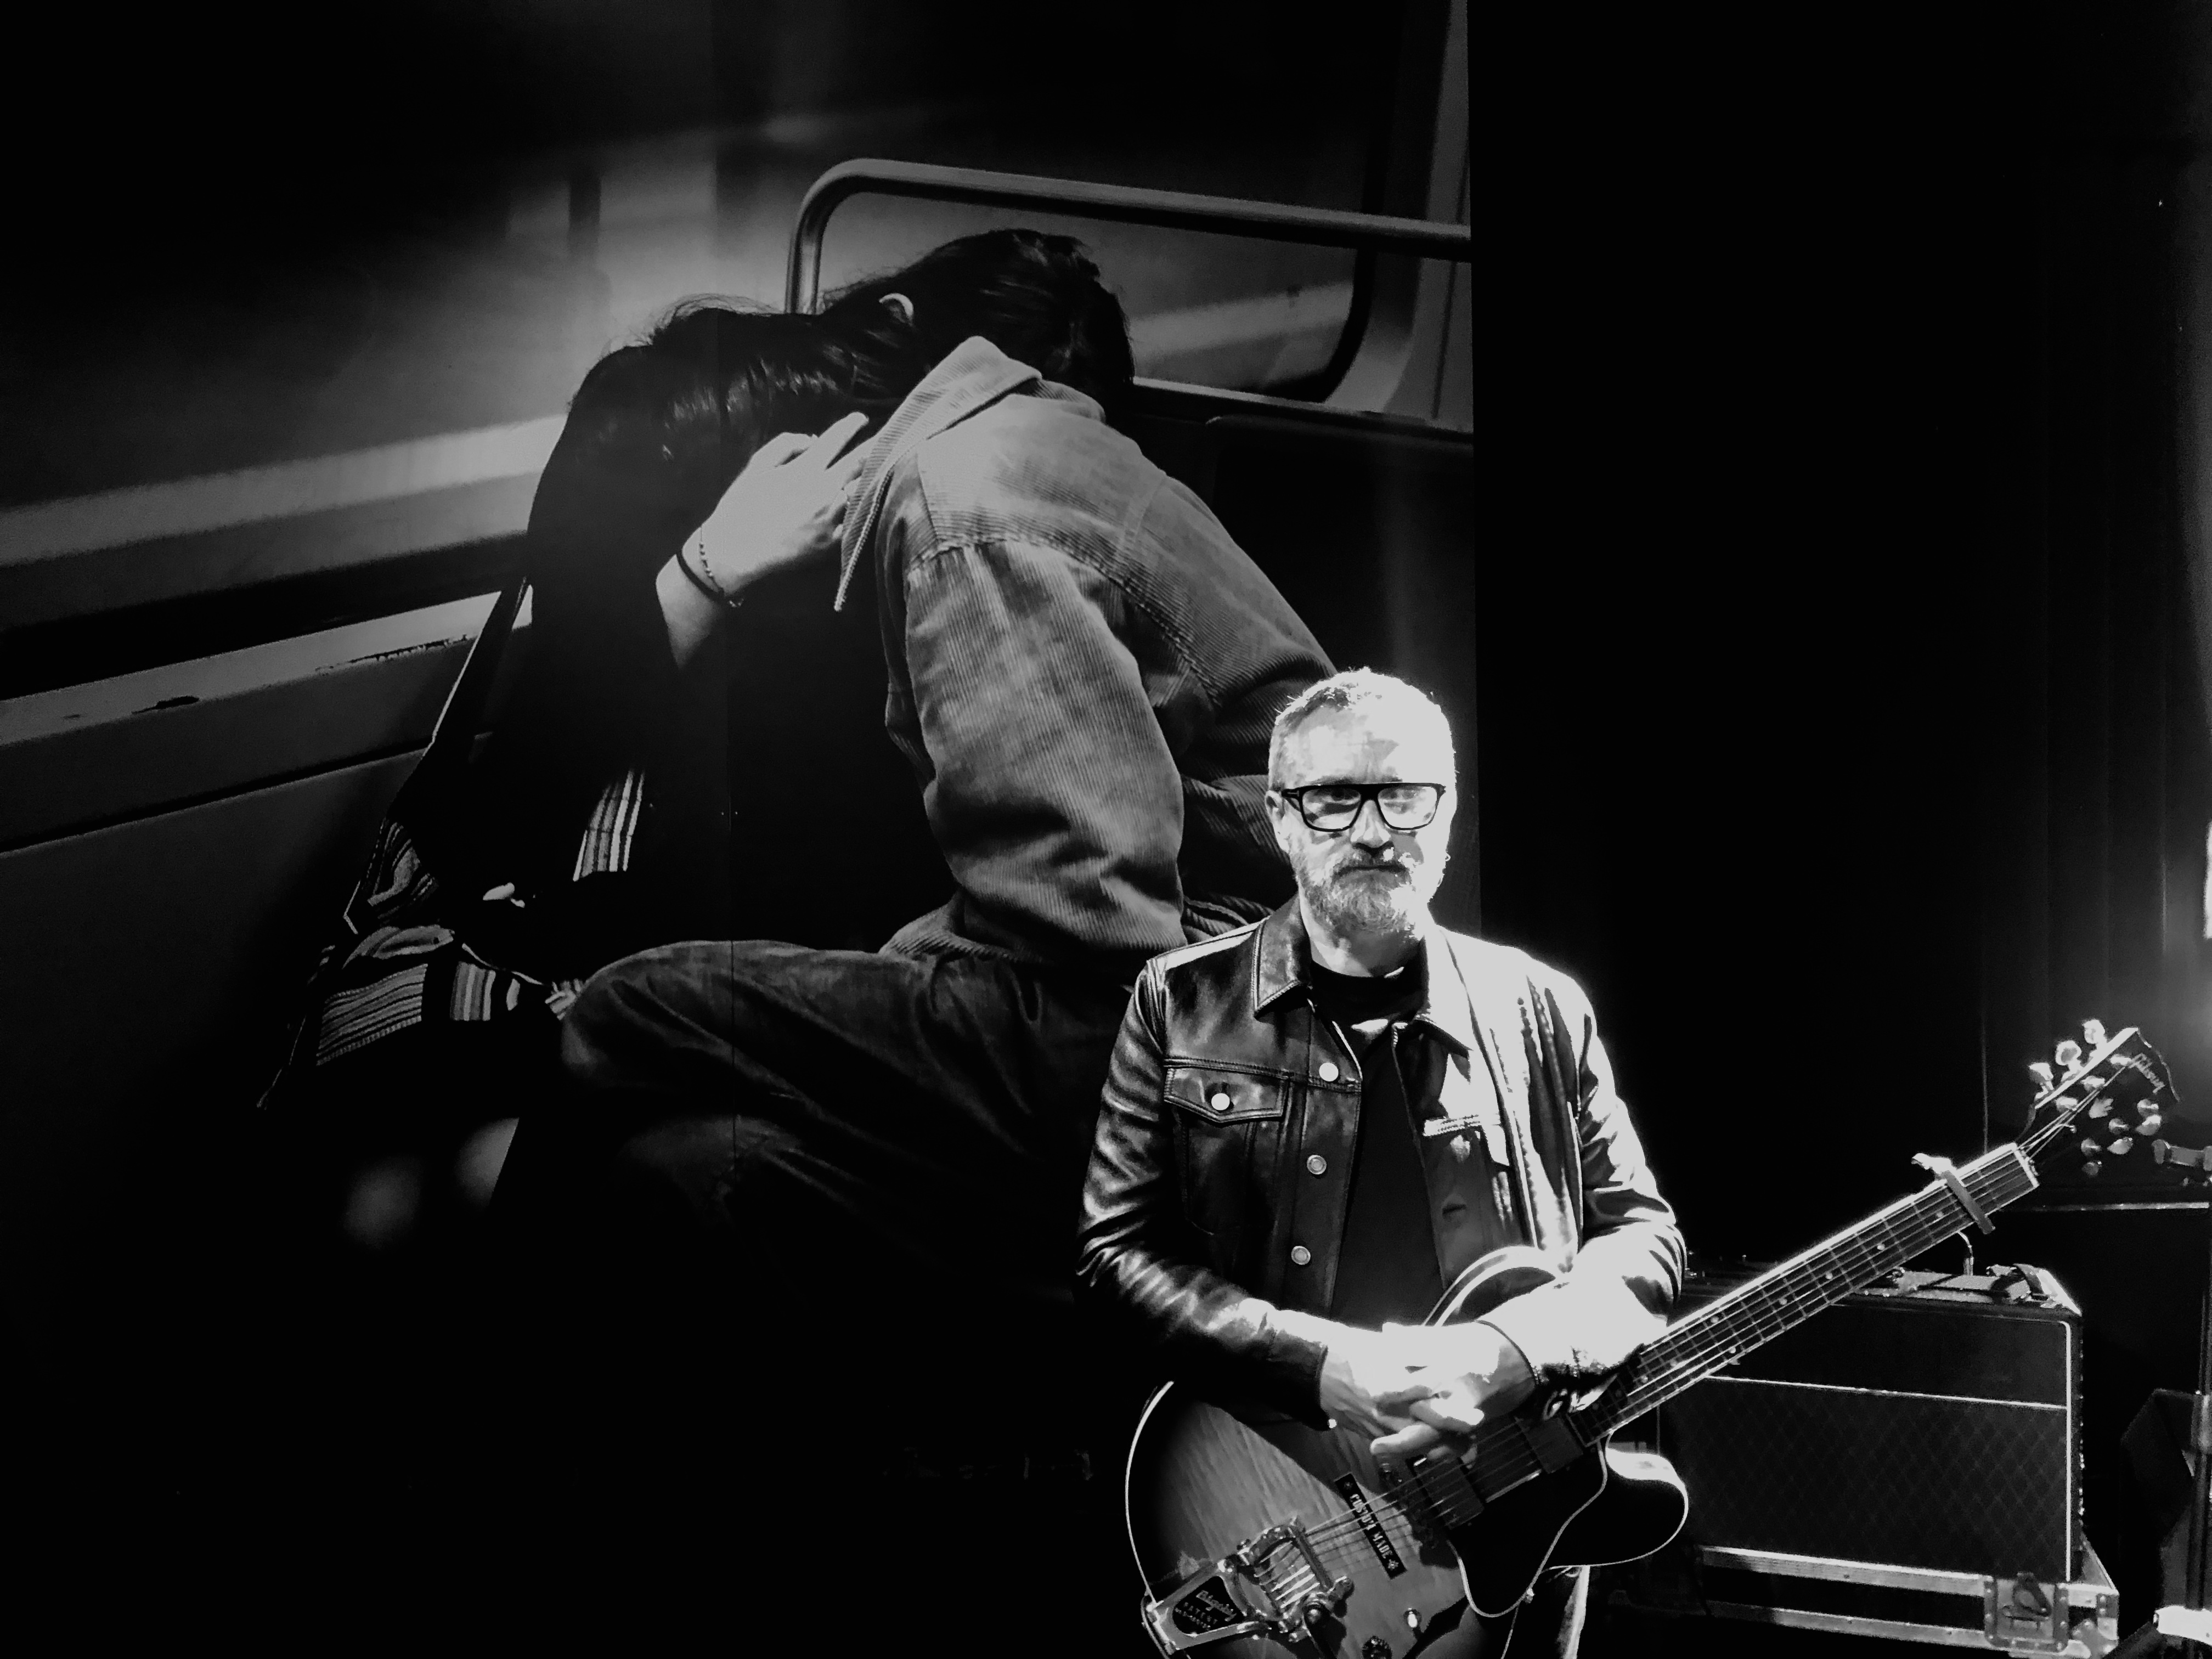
[[1124, 1249, 1689, 1657]]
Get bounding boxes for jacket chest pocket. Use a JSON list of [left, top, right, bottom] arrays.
[[1164, 1064, 1291, 1242]]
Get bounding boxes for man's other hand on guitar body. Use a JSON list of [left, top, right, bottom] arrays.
[[1283, 1316, 1429, 1438], [1277, 1312, 1536, 1454], [1370, 1320, 1536, 1465]]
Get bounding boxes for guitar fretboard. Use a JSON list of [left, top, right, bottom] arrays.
[[1572, 1143, 2038, 1443], [1444, 1028, 2153, 1515]]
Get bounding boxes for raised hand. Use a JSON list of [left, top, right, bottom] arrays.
[[693, 410, 871, 599]]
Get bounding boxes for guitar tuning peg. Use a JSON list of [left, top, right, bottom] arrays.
[[2137, 1111, 2165, 1136], [2107, 1135, 2136, 1156], [2089, 1101, 2114, 1119], [2079, 1137, 2102, 1160], [2083, 1019, 2109, 1049], [2055, 1039, 2084, 1073], [2084, 1159, 2103, 1177], [2028, 1061, 2056, 1090]]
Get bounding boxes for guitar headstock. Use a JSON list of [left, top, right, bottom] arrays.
[[2017, 1020, 2180, 1179]]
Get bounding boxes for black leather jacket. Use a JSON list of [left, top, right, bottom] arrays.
[[1076, 901, 1685, 1427]]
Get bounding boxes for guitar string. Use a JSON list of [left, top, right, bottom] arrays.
[[1584, 1150, 2038, 1430], [1587, 1071, 2103, 1429], [1245, 1146, 2047, 1586], [1264, 1165, 2025, 1579], [1251, 1184, 1989, 1583], [1251, 1207, 2012, 1599], [1253, 1214, 2017, 1600], [1587, 1176, 2017, 1431], [1212, 1085, 2105, 1601], [1598, 1142, 2040, 1421], [1251, 1428, 1561, 1589], [1239, 1454, 1497, 1593]]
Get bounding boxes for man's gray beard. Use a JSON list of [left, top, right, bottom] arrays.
[[1306, 868, 1427, 944]]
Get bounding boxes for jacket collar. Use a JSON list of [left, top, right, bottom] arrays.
[[1251, 899, 1476, 1058], [834, 336, 1079, 611]]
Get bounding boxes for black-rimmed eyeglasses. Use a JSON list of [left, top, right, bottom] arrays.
[[1276, 782, 1447, 832]]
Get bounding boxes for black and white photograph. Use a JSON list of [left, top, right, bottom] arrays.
[[2, 4, 2210, 1654]]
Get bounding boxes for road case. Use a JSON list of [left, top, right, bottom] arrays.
[[1605, 1264, 2120, 1652]]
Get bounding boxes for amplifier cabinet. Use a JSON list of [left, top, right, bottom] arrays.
[[1609, 1266, 2119, 1654]]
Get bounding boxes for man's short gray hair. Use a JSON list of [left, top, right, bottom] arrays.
[[1267, 668, 1457, 788]]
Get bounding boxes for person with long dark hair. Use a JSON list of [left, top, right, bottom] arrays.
[[485, 230, 1334, 1600], [261, 230, 1328, 1636], [251, 240, 1166, 1555], [265, 235, 1142, 1222]]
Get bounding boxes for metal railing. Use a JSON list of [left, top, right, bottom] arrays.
[[783, 158, 1472, 314]]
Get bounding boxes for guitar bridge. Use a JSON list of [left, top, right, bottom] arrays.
[[1141, 1521, 1351, 1653]]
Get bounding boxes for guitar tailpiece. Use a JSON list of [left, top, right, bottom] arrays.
[[1141, 1521, 1351, 1654]]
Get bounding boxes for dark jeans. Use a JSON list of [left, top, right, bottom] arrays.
[[514, 933, 1128, 1328], [487, 939, 1147, 1645]]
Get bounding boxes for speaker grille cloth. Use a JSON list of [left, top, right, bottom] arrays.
[[1667, 1374, 2070, 1577]]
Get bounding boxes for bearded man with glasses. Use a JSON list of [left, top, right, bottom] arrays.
[[1079, 668, 1684, 1657]]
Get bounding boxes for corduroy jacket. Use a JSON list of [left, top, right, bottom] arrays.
[[1076, 900, 1685, 1427]]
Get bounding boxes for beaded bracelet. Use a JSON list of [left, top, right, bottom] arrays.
[[678, 537, 742, 607]]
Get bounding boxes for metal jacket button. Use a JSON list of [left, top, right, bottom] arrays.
[[1317, 1061, 1341, 1083], [1209, 1090, 1232, 1112], [1305, 1154, 1328, 1176], [1289, 1244, 1312, 1266]]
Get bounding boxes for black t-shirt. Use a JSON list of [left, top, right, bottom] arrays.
[[1308, 956, 1444, 1326], [1307, 959, 1426, 1032]]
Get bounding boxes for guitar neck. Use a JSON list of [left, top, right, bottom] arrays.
[[1571, 1141, 2040, 1442]]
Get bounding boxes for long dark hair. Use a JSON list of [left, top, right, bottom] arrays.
[[552, 304, 852, 539], [816, 228, 1135, 417], [547, 229, 1133, 538]]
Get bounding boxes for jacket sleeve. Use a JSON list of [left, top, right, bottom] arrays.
[[1076, 967, 1331, 1425], [900, 537, 1188, 974], [1479, 978, 1686, 1390]]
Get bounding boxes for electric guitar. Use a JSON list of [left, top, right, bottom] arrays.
[[1123, 1022, 2173, 1657]]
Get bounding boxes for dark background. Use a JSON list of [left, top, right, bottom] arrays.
[[1464, 3, 2212, 1626], [3, 1, 1405, 276], [5, 0, 2211, 1641]]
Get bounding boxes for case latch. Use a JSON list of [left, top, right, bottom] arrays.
[[1984, 1571, 2067, 1652]]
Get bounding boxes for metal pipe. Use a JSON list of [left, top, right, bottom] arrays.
[[784, 158, 1472, 314]]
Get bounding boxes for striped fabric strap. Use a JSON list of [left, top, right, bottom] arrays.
[[572, 769, 646, 881], [315, 966, 430, 1065]]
